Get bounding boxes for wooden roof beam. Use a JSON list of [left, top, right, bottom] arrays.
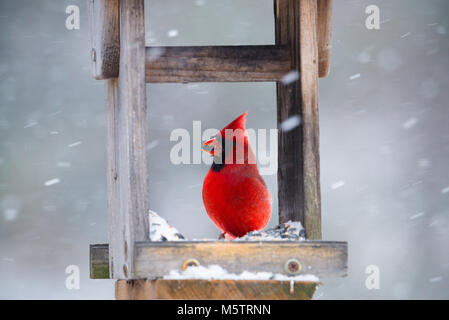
[[145, 45, 292, 83]]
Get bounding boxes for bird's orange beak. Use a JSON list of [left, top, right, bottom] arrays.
[[202, 138, 215, 155]]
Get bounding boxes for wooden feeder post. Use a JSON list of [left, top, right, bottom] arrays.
[[275, 0, 321, 239], [88, 0, 345, 300]]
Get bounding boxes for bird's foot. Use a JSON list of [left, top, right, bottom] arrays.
[[218, 232, 235, 240]]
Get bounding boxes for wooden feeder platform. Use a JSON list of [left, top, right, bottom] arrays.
[[88, 0, 346, 300], [91, 240, 347, 299]]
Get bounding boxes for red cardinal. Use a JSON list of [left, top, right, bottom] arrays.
[[202, 112, 272, 238]]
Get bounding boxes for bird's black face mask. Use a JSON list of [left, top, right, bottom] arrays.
[[211, 135, 226, 172]]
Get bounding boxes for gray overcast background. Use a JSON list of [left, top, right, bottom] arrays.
[[0, 0, 448, 299]]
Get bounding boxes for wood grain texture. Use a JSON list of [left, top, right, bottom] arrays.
[[317, 0, 333, 77], [88, 0, 119, 79], [145, 45, 292, 82], [105, 78, 119, 278], [275, 0, 321, 240], [90, 241, 348, 279], [299, 0, 321, 240], [115, 279, 318, 300], [106, 0, 149, 279], [274, 0, 305, 228]]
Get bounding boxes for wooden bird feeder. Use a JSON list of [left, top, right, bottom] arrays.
[[88, 0, 347, 300]]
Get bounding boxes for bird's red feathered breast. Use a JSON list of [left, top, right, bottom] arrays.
[[202, 111, 272, 238]]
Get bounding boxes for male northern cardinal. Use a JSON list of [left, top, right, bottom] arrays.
[[202, 112, 272, 238]]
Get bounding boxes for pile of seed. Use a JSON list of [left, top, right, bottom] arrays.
[[237, 221, 305, 241], [149, 210, 305, 241]]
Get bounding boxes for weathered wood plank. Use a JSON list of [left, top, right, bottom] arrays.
[[145, 45, 292, 82], [90, 241, 348, 279], [299, 0, 321, 240], [90, 243, 109, 279], [88, 0, 120, 79], [275, 0, 305, 229], [115, 279, 319, 300], [105, 78, 119, 278], [275, 0, 321, 240], [317, 0, 333, 77], [136, 241, 345, 278], [107, 0, 149, 279]]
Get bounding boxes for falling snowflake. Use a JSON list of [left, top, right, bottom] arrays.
[[280, 115, 301, 132], [147, 140, 160, 150], [68, 141, 82, 148], [148, 47, 165, 61], [281, 70, 299, 85], [195, 0, 206, 6], [331, 181, 345, 190], [409, 212, 424, 220], [441, 186, 449, 194], [44, 178, 60, 187], [402, 117, 418, 129], [167, 29, 179, 38]]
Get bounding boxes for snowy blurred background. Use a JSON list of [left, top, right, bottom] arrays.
[[0, 0, 448, 299]]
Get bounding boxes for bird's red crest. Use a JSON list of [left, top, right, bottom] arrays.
[[220, 111, 247, 137]]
